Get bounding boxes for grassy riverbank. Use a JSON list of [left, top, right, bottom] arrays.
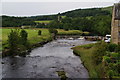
[[2, 28, 85, 50], [57, 29, 89, 35], [72, 42, 120, 78], [2, 28, 52, 51], [72, 43, 99, 78]]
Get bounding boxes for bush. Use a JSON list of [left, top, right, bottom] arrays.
[[49, 28, 58, 35], [103, 56, 111, 63], [93, 42, 108, 64], [111, 53, 119, 59], [115, 44, 120, 52], [107, 43, 118, 52], [107, 70, 114, 78], [38, 30, 42, 35], [64, 28, 69, 31]]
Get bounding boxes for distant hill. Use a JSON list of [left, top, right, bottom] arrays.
[[61, 6, 113, 17], [2, 6, 113, 27], [101, 6, 113, 14]]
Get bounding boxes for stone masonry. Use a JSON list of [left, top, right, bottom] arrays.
[[111, 3, 120, 44]]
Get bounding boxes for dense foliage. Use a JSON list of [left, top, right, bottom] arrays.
[[73, 42, 120, 78], [61, 8, 111, 17], [47, 15, 111, 36], [2, 16, 36, 27], [93, 42, 120, 78], [2, 6, 112, 36], [48, 28, 58, 35], [7, 29, 29, 56]]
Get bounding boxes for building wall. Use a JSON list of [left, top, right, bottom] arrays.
[[111, 3, 120, 44]]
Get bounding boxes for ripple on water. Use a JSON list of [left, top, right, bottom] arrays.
[[2, 39, 95, 78]]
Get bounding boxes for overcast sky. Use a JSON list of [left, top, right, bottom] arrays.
[[1, 0, 120, 16]]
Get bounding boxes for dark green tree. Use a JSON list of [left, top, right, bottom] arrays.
[[20, 29, 28, 45], [38, 30, 42, 35], [8, 29, 20, 55]]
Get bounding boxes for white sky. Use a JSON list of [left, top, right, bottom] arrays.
[[1, 0, 120, 16], [1, 0, 119, 2]]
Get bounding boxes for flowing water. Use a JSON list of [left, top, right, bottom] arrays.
[[2, 39, 96, 78]]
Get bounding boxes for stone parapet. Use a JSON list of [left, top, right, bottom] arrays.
[[111, 3, 120, 44]]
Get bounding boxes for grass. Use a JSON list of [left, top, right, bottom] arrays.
[[2, 28, 52, 50], [34, 20, 53, 24], [57, 29, 83, 35], [2, 28, 85, 50], [72, 43, 100, 78]]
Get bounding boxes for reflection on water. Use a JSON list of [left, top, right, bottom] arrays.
[[2, 39, 96, 78]]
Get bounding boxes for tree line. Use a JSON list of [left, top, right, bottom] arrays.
[[2, 7, 112, 36]]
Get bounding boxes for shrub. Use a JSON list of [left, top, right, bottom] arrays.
[[103, 56, 111, 63], [107, 70, 114, 78], [107, 43, 118, 52], [93, 42, 108, 64], [111, 53, 119, 59], [116, 62, 120, 73], [64, 28, 69, 31], [115, 44, 120, 52], [49, 28, 58, 35], [38, 30, 42, 35]]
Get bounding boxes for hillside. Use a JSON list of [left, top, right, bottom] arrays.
[[101, 6, 113, 14], [61, 7, 112, 17], [2, 6, 113, 36], [2, 6, 113, 22]]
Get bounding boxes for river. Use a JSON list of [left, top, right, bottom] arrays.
[[2, 39, 96, 78]]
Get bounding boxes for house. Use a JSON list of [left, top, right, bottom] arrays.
[[111, 3, 120, 44]]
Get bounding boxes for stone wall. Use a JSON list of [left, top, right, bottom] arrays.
[[111, 3, 120, 44]]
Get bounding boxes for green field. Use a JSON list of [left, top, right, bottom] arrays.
[[2, 28, 52, 50], [34, 16, 66, 24], [2, 28, 85, 42], [35, 20, 53, 24], [57, 29, 83, 35], [2, 28, 85, 50]]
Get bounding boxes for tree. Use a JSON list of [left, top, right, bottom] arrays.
[[38, 30, 42, 35], [8, 29, 20, 55], [20, 29, 28, 45]]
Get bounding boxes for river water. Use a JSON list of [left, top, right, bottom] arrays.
[[2, 39, 95, 78]]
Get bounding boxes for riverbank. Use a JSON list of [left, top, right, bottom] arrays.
[[72, 43, 100, 78], [2, 39, 91, 78], [2, 28, 86, 57], [72, 42, 120, 78], [57, 29, 89, 35], [2, 28, 52, 57]]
